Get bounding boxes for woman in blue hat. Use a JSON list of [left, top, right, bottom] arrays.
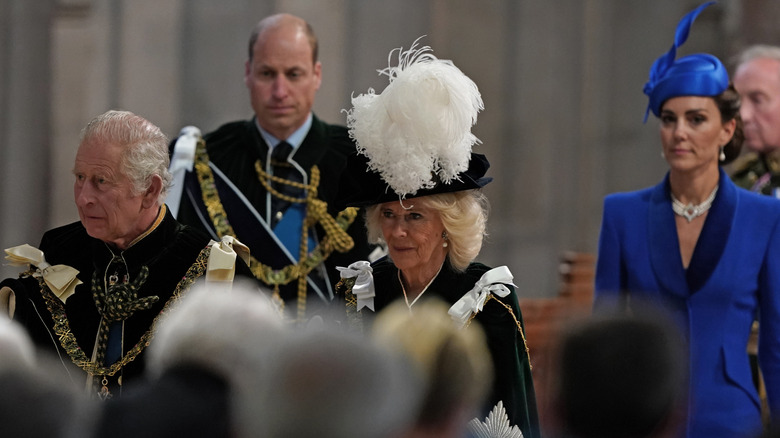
[[594, 3, 780, 437]]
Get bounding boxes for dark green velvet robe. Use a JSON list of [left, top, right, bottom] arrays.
[[1, 208, 211, 395], [345, 257, 541, 438]]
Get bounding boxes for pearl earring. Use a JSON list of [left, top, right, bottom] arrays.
[[442, 231, 448, 248], [719, 146, 726, 162]]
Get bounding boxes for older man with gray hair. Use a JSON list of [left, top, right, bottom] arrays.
[[732, 44, 780, 197], [0, 110, 221, 399]]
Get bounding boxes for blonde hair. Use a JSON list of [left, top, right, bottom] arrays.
[[365, 190, 488, 271], [372, 298, 493, 427]]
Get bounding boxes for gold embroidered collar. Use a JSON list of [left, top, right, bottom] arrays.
[[24, 245, 210, 379]]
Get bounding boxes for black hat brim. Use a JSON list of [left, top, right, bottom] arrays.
[[336, 152, 492, 209]]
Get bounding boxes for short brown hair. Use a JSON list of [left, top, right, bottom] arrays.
[[247, 14, 318, 64]]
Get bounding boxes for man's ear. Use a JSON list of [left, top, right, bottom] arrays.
[[313, 61, 323, 91], [142, 175, 163, 208], [244, 59, 252, 89]]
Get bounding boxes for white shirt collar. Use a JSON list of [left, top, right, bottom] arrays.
[[255, 113, 313, 151]]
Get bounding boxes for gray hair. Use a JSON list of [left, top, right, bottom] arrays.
[[238, 328, 422, 438], [736, 44, 780, 69], [0, 314, 35, 373], [79, 110, 172, 205], [147, 280, 284, 381], [0, 313, 94, 438]]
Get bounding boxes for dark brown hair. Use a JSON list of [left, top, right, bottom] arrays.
[[713, 84, 743, 165]]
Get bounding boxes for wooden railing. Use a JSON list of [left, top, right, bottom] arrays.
[[518, 251, 595, 431]]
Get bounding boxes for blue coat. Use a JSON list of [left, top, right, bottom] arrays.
[[594, 168, 780, 438]]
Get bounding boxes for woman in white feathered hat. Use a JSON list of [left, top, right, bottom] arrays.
[[335, 38, 539, 438]]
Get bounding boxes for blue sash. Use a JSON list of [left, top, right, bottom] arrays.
[[182, 162, 332, 301]]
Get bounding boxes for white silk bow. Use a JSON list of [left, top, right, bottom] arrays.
[[4, 244, 83, 303], [167, 125, 201, 218], [448, 266, 516, 328], [337, 261, 375, 311], [206, 236, 250, 285]]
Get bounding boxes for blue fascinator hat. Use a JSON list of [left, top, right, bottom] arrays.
[[643, 1, 728, 122]]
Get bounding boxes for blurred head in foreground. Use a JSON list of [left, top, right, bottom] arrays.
[[238, 326, 422, 438], [550, 312, 687, 438], [372, 298, 493, 438]]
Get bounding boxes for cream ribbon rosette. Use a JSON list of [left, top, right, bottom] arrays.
[[337, 261, 376, 311], [206, 236, 250, 284], [4, 244, 83, 303], [448, 266, 516, 329]]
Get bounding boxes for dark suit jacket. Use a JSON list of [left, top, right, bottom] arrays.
[[594, 167, 780, 438], [173, 115, 373, 309]]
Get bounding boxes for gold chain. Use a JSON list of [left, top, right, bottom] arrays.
[[466, 294, 532, 369], [25, 246, 210, 377], [254, 160, 309, 203], [335, 277, 364, 333], [193, 138, 358, 320]]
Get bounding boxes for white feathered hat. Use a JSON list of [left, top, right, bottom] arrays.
[[340, 37, 490, 207]]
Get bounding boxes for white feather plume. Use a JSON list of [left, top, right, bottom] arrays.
[[346, 37, 484, 198]]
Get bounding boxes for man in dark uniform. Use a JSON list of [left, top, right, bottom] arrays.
[[168, 13, 375, 320], [0, 110, 221, 399], [731, 45, 780, 197], [730, 44, 780, 426]]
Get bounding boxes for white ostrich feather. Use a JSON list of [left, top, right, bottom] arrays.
[[467, 401, 525, 438], [346, 37, 484, 198]]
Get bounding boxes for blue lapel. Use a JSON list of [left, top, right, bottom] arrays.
[[648, 168, 736, 297], [686, 167, 736, 292], [648, 175, 688, 298]]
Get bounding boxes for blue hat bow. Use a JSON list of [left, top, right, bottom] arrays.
[[643, 1, 728, 122]]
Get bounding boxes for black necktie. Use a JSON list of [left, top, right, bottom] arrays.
[[271, 142, 302, 225]]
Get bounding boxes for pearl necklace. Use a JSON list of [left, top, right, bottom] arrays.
[[671, 185, 718, 222]]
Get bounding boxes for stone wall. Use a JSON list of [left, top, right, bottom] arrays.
[[2, 0, 774, 298]]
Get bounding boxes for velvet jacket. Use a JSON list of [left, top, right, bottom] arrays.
[[173, 116, 373, 310], [594, 168, 780, 438], [341, 257, 540, 438], [1, 208, 212, 395]]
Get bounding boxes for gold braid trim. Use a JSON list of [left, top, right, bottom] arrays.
[[334, 277, 364, 332], [464, 294, 532, 369], [24, 246, 211, 377], [193, 138, 358, 319]]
